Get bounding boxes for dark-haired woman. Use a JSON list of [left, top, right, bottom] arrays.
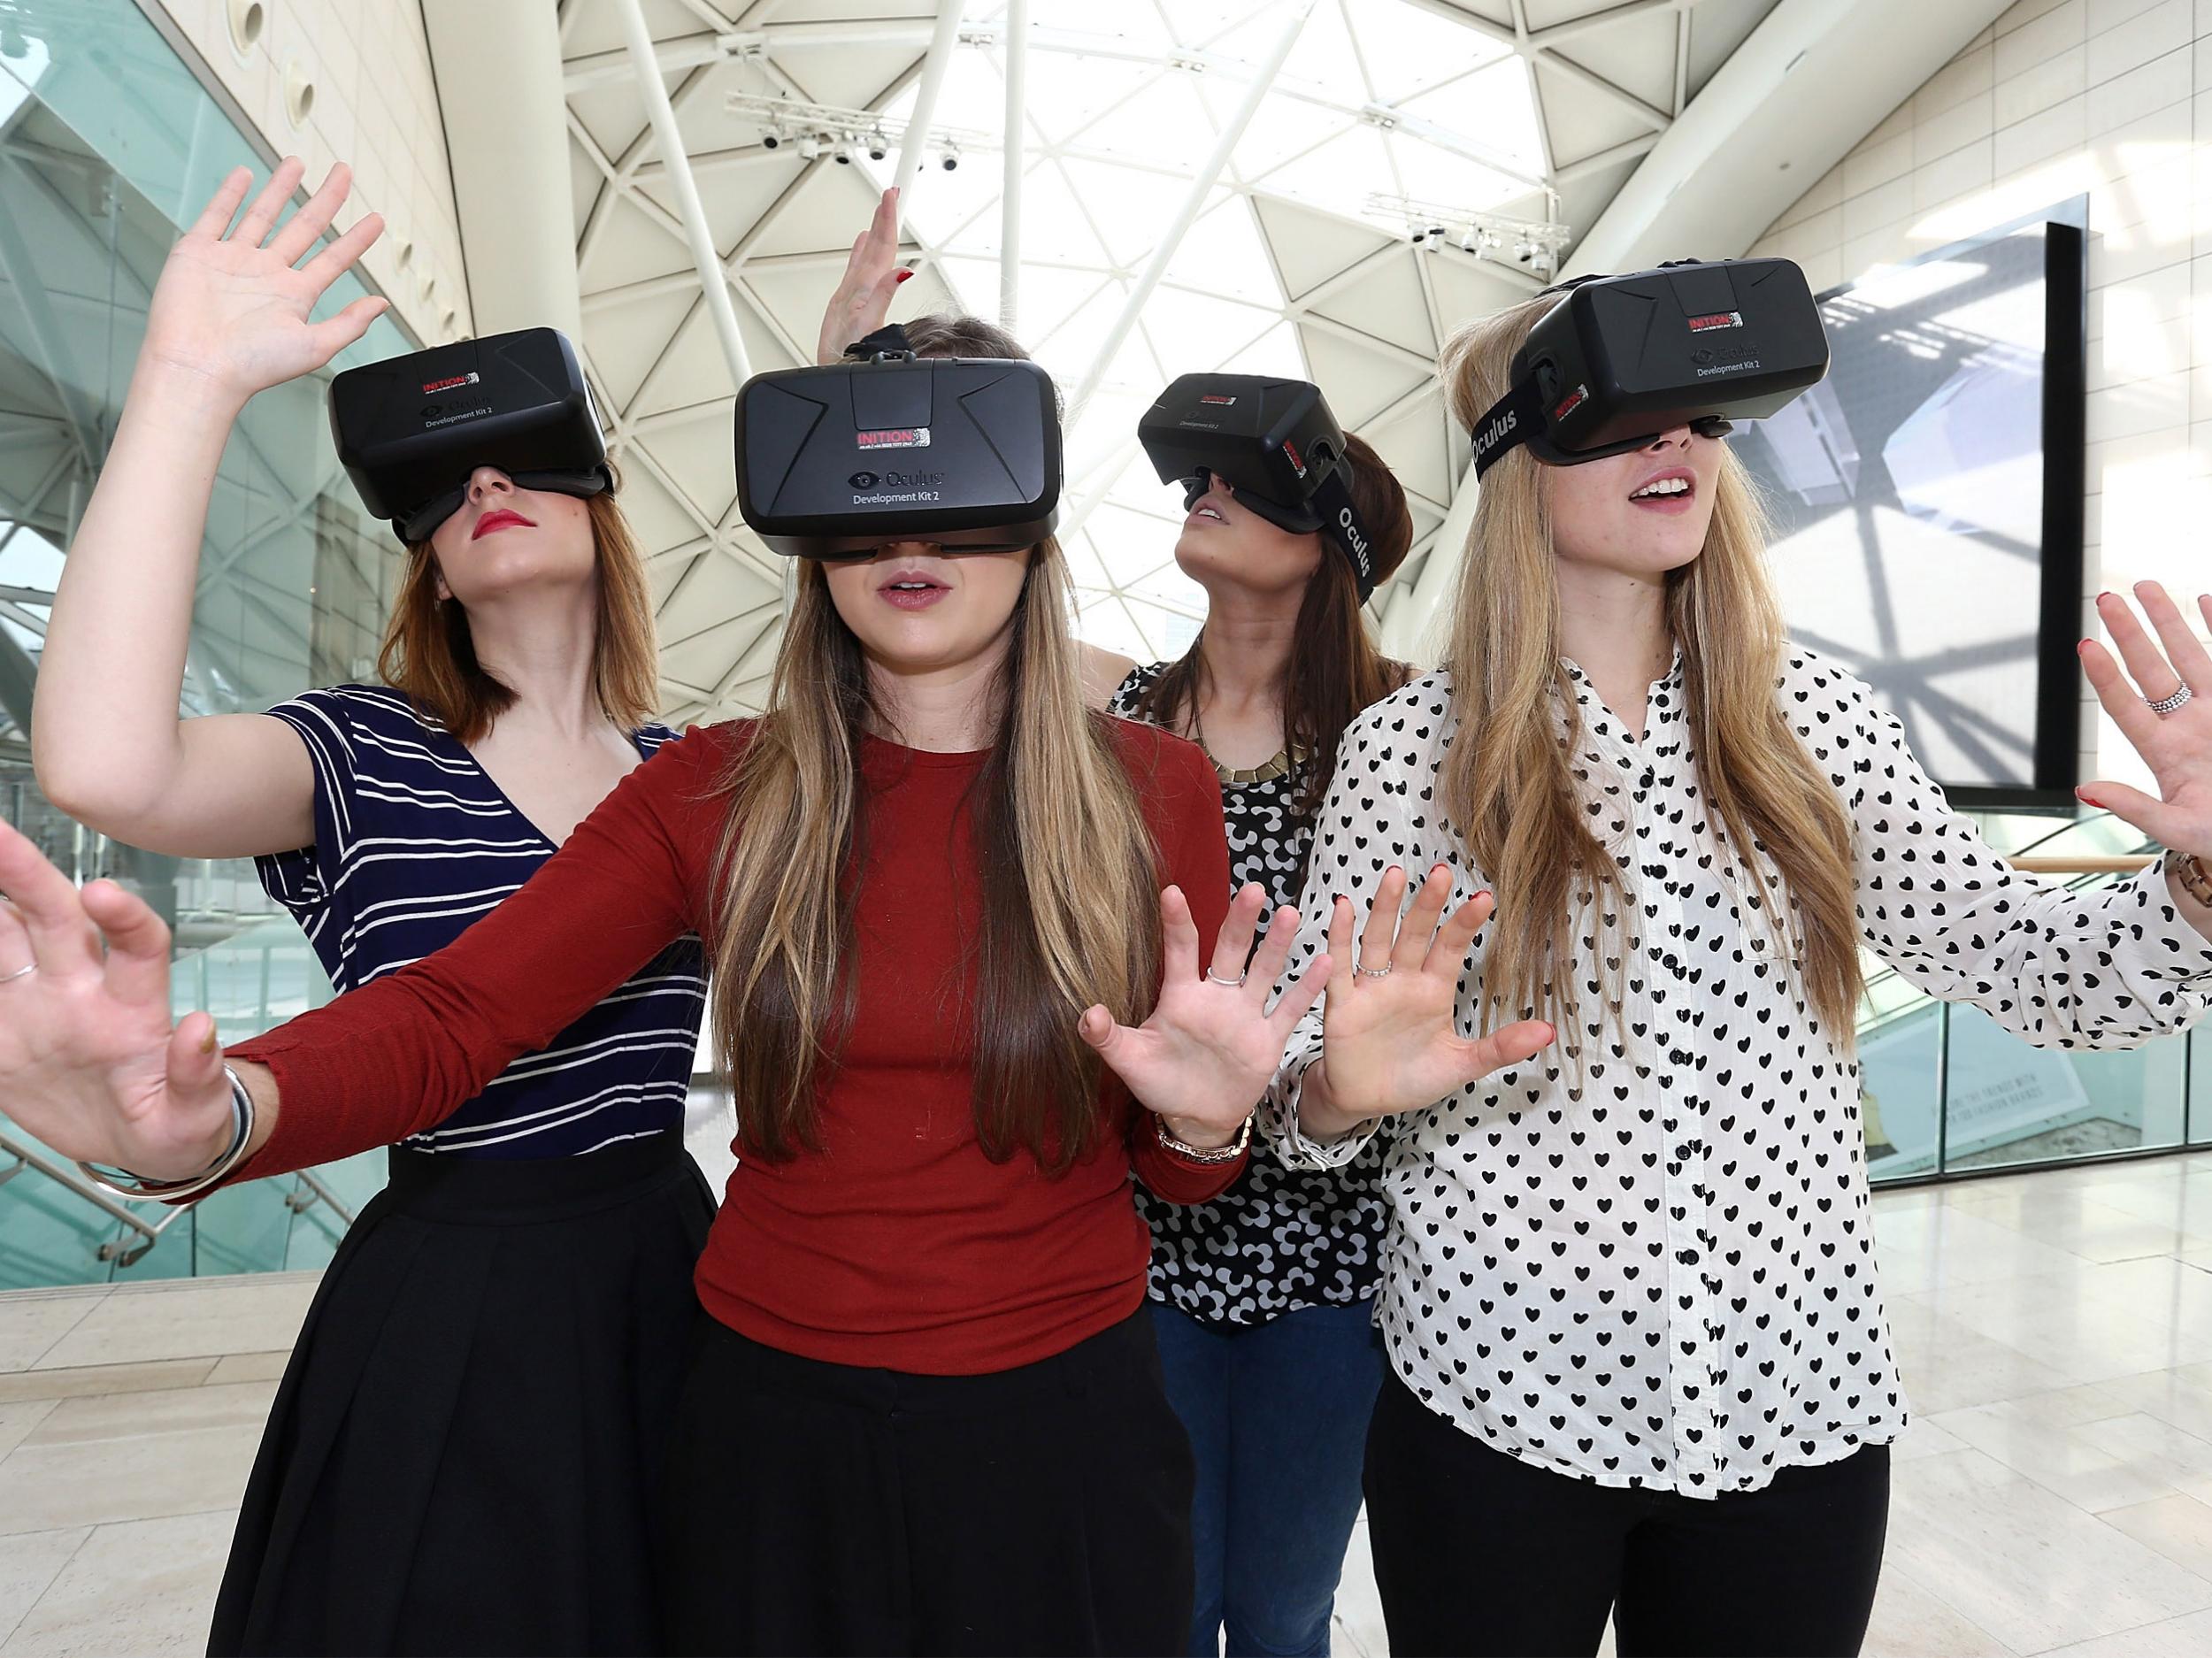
[[1087, 456, 1415, 1658], [28, 160, 709, 1654]]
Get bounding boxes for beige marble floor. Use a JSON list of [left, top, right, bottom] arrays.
[[9, 1157, 2212, 1655]]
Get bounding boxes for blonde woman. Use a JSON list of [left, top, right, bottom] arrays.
[[0, 315, 1520, 1656], [27, 161, 707, 1654], [812, 187, 1420, 1658], [1262, 288, 2212, 1656]]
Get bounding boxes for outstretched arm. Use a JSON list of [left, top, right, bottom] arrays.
[[0, 733, 719, 1185], [1840, 591, 2212, 1048], [32, 160, 387, 860]]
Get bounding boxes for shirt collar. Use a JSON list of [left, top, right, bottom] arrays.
[[1559, 646, 1686, 749]]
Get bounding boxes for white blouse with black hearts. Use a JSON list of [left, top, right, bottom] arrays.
[[1265, 647, 2212, 1497]]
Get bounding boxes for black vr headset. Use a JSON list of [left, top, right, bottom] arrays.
[[1469, 257, 1829, 480], [329, 328, 613, 544], [733, 325, 1062, 558], [1137, 374, 1379, 602]]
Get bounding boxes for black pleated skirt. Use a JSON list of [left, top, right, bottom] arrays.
[[208, 1132, 715, 1658], [657, 1309, 1196, 1656]]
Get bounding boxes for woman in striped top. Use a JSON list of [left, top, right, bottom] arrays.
[[29, 160, 709, 1654]]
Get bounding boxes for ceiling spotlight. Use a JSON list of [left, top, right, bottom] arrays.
[[866, 129, 889, 160], [759, 130, 780, 150], [1514, 238, 1537, 265], [1457, 230, 1481, 254], [940, 145, 961, 171], [833, 143, 854, 165]]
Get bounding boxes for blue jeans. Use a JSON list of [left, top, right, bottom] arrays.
[[1150, 1299, 1386, 1658]]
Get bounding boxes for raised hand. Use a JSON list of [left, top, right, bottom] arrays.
[[1079, 882, 1331, 1148], [816, 186, 909, 365], [2079, 584, 2212, 857], [0, 821, 234, 1181], [139, 157, 388, 408], [1311, 864, 1555, 1123]]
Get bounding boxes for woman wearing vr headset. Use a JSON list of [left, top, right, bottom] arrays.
[[821, 196, 1419, 1658], [1259, 276, 2212, 1657], [827, 201, 1416, 1658], [0, 296, 1455, 1654], [1095, 447, 1416, 1658], [27, 162, 710, 1655]]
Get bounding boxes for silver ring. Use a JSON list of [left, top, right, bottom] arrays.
[[2149, 684, 2194, 715], [0, 962, 34, 986], [1204, 969, 1246, 988], [1355, 962, 1394, 979]]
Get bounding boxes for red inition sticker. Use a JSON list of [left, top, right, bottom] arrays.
[[1198, 394, 1238, 405], [1552, 388, 1589, 420], [1686, 311, 1744, 332], [420, 372, 480, 393], [1283, 438, 1307, 477], [856, 426, 931, 449]]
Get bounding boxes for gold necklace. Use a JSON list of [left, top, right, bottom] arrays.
[[1194, 702, 1299, 787]]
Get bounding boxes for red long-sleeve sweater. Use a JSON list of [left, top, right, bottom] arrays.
[[227, 718, 1240, 1374]]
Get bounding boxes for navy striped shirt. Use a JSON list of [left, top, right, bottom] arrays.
[[255, 685, 708, 1158]]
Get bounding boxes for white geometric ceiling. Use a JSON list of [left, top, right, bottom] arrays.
[[558, 0, 1784, 723]]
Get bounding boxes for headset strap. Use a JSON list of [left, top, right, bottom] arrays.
[[843, 322, 916, 361], [1310, 464, 1377, 603], [1469, 375, 1547, 481]]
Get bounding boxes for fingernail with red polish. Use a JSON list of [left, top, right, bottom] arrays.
[[895, 268, 914, 283]]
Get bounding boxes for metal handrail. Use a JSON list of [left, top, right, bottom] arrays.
[[0, 1128, 357, 1273], [0, 1128, 199, 1268], [2008, 854, 2159, 875]]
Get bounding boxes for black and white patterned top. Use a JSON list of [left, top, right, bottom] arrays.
[[1266, 648, 2212, 1494], [1111, 663, 1387, 1324]]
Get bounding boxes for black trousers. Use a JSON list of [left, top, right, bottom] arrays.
[[1364, 1371, 1891, 1658], [657, 1307, 1196, 1656]]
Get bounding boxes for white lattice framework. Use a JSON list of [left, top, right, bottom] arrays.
[[557, 0, 1786, 722]]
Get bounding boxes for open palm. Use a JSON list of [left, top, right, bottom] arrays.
[[141, 158, 387, 405], [2080, 584, 2212, 858], [1317, 864, 1555, 1121], [1080, 883, 1330, 1142], [0, 821, 232, 1180]]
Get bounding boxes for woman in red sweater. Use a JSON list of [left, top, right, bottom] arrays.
[[0, 314, 1342, 1655]]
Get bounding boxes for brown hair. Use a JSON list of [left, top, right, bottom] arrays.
[[377, 488, 659, 744], [707, 315, 1161, 1171], [1435, 296, 1863, 1055], [1132, 431, 1414, 815]]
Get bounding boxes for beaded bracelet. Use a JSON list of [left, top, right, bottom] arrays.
[[1154, 1112, 1252, 1165]]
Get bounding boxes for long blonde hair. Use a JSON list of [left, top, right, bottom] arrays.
[[1436, 296, 1862, 1052], [706, 320, 1161, 1172]]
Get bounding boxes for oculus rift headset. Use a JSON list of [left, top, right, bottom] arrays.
[[1136, 375, 1379, 602], [330, 327, 614, 544], [1468, 257, 1830, 480], [733, 324, 1062, 558]]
